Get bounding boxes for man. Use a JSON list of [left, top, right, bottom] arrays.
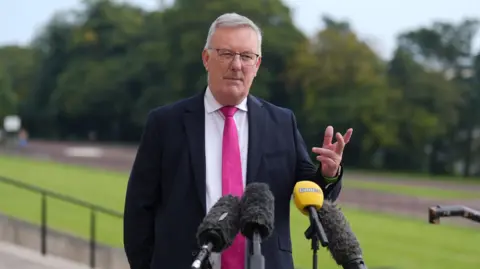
[[123, 13, 353, 269]]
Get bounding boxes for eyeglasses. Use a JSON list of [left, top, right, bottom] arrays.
[[208, 48, 260, 66]]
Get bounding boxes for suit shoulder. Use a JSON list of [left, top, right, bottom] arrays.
[[252, 96, 295, 118], [148, 94, 200, 119]]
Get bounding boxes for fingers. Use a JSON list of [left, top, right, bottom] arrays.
[[314, 127, 352, 176], [335, 132, 345, 155], [323, 126, 333, 147], [316, 156, 336, 167], [343, 128, 353, 144], [312, 147, 340, 160]]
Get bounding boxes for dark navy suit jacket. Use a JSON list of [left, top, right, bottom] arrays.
[[123, 90, 343, 269]]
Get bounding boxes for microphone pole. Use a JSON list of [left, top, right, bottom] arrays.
[[192, 195, 242, 269], [248, 230, 265, 269], [240, 182, 275, 269], [304, 229, 319, 269], [200, 257, 212, 269], [192, 243, 213, 269], [293, 180, 329, 269], [304, 206, 329, 269]]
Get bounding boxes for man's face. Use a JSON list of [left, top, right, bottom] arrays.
[[202, 26, 261, 106]]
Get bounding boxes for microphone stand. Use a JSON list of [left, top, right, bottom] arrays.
[[201, 259, 212, 269], [304, 208, 329, 269], [248, 231, 265, 269], [191, 243, 214, 269]]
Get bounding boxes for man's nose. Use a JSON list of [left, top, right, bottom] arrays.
[[230, 56, 242, 71]]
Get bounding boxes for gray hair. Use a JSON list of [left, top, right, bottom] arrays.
[[204, 13, 263, 56]]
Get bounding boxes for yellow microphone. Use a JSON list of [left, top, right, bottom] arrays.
[[293, 181, 328, 247], [293, 181, 324, 215]]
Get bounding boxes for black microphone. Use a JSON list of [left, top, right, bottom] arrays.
[[192, 195, 241, 269], [240, 182, 275, 269], [316, 200, 367, 269]]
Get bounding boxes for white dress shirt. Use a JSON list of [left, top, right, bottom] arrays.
[[204, 87, 249, 269]]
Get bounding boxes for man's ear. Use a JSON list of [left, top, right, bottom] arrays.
[[254, 56, 262, 76], [256, 56, 262, 68], [202, 49, 209, 71]]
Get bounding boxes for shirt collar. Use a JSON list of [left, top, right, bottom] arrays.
[[204, 86, 248, 114]]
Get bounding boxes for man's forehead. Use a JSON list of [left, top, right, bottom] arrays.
[[210, 27, 259, 51]]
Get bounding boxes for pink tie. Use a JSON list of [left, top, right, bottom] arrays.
[[220, 106, 245, 269]]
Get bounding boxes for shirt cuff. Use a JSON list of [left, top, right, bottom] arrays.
[[323, 166, 341, 183]]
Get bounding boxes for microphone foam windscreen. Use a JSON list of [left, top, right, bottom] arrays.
[[317, 200, 363, 265], [196, 195, 241, 252], [239, 182, 275, 240]]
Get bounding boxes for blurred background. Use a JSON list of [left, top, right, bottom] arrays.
[[0, 0, 479, 269]]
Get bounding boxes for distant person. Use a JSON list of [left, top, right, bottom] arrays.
[[123, 13, 353, 269], [18, 129, 28, 147]]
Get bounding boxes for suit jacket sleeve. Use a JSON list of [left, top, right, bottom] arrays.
[[124, 110, 163, 269], [290, 111, 343, 201]]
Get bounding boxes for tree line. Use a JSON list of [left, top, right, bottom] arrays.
[[1, 0, 479, 177]]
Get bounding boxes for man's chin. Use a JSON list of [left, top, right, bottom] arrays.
[[224, 79, 243, 86], [223, 84, 243, 92]]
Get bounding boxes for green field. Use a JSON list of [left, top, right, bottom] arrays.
[[351, 169, 480, 185], [0, 155, 479, 269], [344, 180, 479, 199]]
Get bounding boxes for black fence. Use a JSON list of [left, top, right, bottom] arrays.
[[0, 175, 123, 268]]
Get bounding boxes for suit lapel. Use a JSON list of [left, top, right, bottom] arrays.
[[246, 95, 267, 184], [183, 92, 207, 214]]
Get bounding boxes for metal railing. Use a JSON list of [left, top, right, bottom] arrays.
[[428, 205, 480, 224], [0, 176, 123, 268]]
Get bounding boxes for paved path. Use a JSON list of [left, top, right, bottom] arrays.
[[0, 242, 89, 269], [0, 252, 51, 269], [347, 172, 480, 192], [339, 188, 480, 227], [2, 140, 135, 172]]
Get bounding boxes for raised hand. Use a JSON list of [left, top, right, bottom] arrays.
[[312, 126, 353, 178]]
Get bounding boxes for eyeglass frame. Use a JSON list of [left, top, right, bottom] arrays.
[[206, 48, 260, 66]]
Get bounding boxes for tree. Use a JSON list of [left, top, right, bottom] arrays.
[[0, 69, 17, 120], [396, 18, 480, 175], [0, 46, 37, 107], [386, 48, 461, 171], [288, 16, 398, 168]]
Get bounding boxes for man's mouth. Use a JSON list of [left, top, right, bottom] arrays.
[[224, 77, 242, 81]]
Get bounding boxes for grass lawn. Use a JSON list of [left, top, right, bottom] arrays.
[[0, 155, 479, 269], [344, 180, 479, 199], [350, 169, 480, 185], [291, 207, 479, 269]]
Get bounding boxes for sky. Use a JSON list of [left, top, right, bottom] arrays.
[[1, 0, 479, 59]]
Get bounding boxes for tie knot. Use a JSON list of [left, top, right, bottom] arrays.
[[220, 106, 238, 117]]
